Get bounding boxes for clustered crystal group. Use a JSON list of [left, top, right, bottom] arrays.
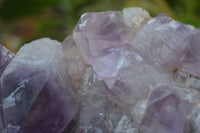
[[0, 7, 200, 133]]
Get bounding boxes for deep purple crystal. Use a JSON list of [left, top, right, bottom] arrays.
[[140, 85, 200, 133], [0, 38, 78, 133]]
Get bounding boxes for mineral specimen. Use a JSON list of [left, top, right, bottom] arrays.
[[1, 6, 200, 133]]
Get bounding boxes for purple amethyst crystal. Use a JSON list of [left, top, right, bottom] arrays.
[[0, 38, 78, 133], [73, 11, 134, 64], [132, 14, 194, 71], [140, 85, 200, 133], [92, 43, 171, 106]]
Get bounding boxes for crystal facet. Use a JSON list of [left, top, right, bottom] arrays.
[[178, 28, 200, 76], [73, 11, 134, 64], [132, 14, 195, 71], [140, 85, 200, 133]]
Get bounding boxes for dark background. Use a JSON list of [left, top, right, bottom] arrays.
[[0, 0, 200, 52]]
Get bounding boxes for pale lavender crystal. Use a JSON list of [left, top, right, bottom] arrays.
[[92, 44, 171, 106], [178, 29, 200, 76], [140, 85, 200, 133], [75, 67, 121, 133], [73, 11, 134, 64], [0, 38, 78, 133], [132, 14, 194, 71], [75, 67, 139, 133]]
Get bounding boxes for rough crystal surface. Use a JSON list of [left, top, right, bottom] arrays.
[[178, 28, 200, 76], [1, 38, 78, 133], [132, 14, 195, 71], [140, 85, 200, 133], [75, 67, 139, 133], [0, 44, 14, 133], [189, 103, 200, 133], [93, 44, 172, 106], [123, 7, 151, 31]]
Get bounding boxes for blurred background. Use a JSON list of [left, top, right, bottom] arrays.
[[0, 0, 200, 52]]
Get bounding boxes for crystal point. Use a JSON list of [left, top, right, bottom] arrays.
[[1, 38, 78, 133], [73, 11, 134, 64]]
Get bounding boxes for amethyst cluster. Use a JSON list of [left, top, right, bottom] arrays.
[[0, 7, 200, 133]]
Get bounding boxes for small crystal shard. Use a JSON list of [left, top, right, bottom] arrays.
[[1, 38, 78, 133], [122, 7, 151, 31], [63, 35, 88, 89]]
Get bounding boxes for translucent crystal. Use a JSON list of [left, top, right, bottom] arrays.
[[140, 85, 200, 133], [1, 38, 78, 133], [73, 11, 134, 63], [178, 29, 200, 76], [75, 67, 121, 133], [93, 44, 172, 106], [63, 35, 88, 89], [132, 14, 194, 71]]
